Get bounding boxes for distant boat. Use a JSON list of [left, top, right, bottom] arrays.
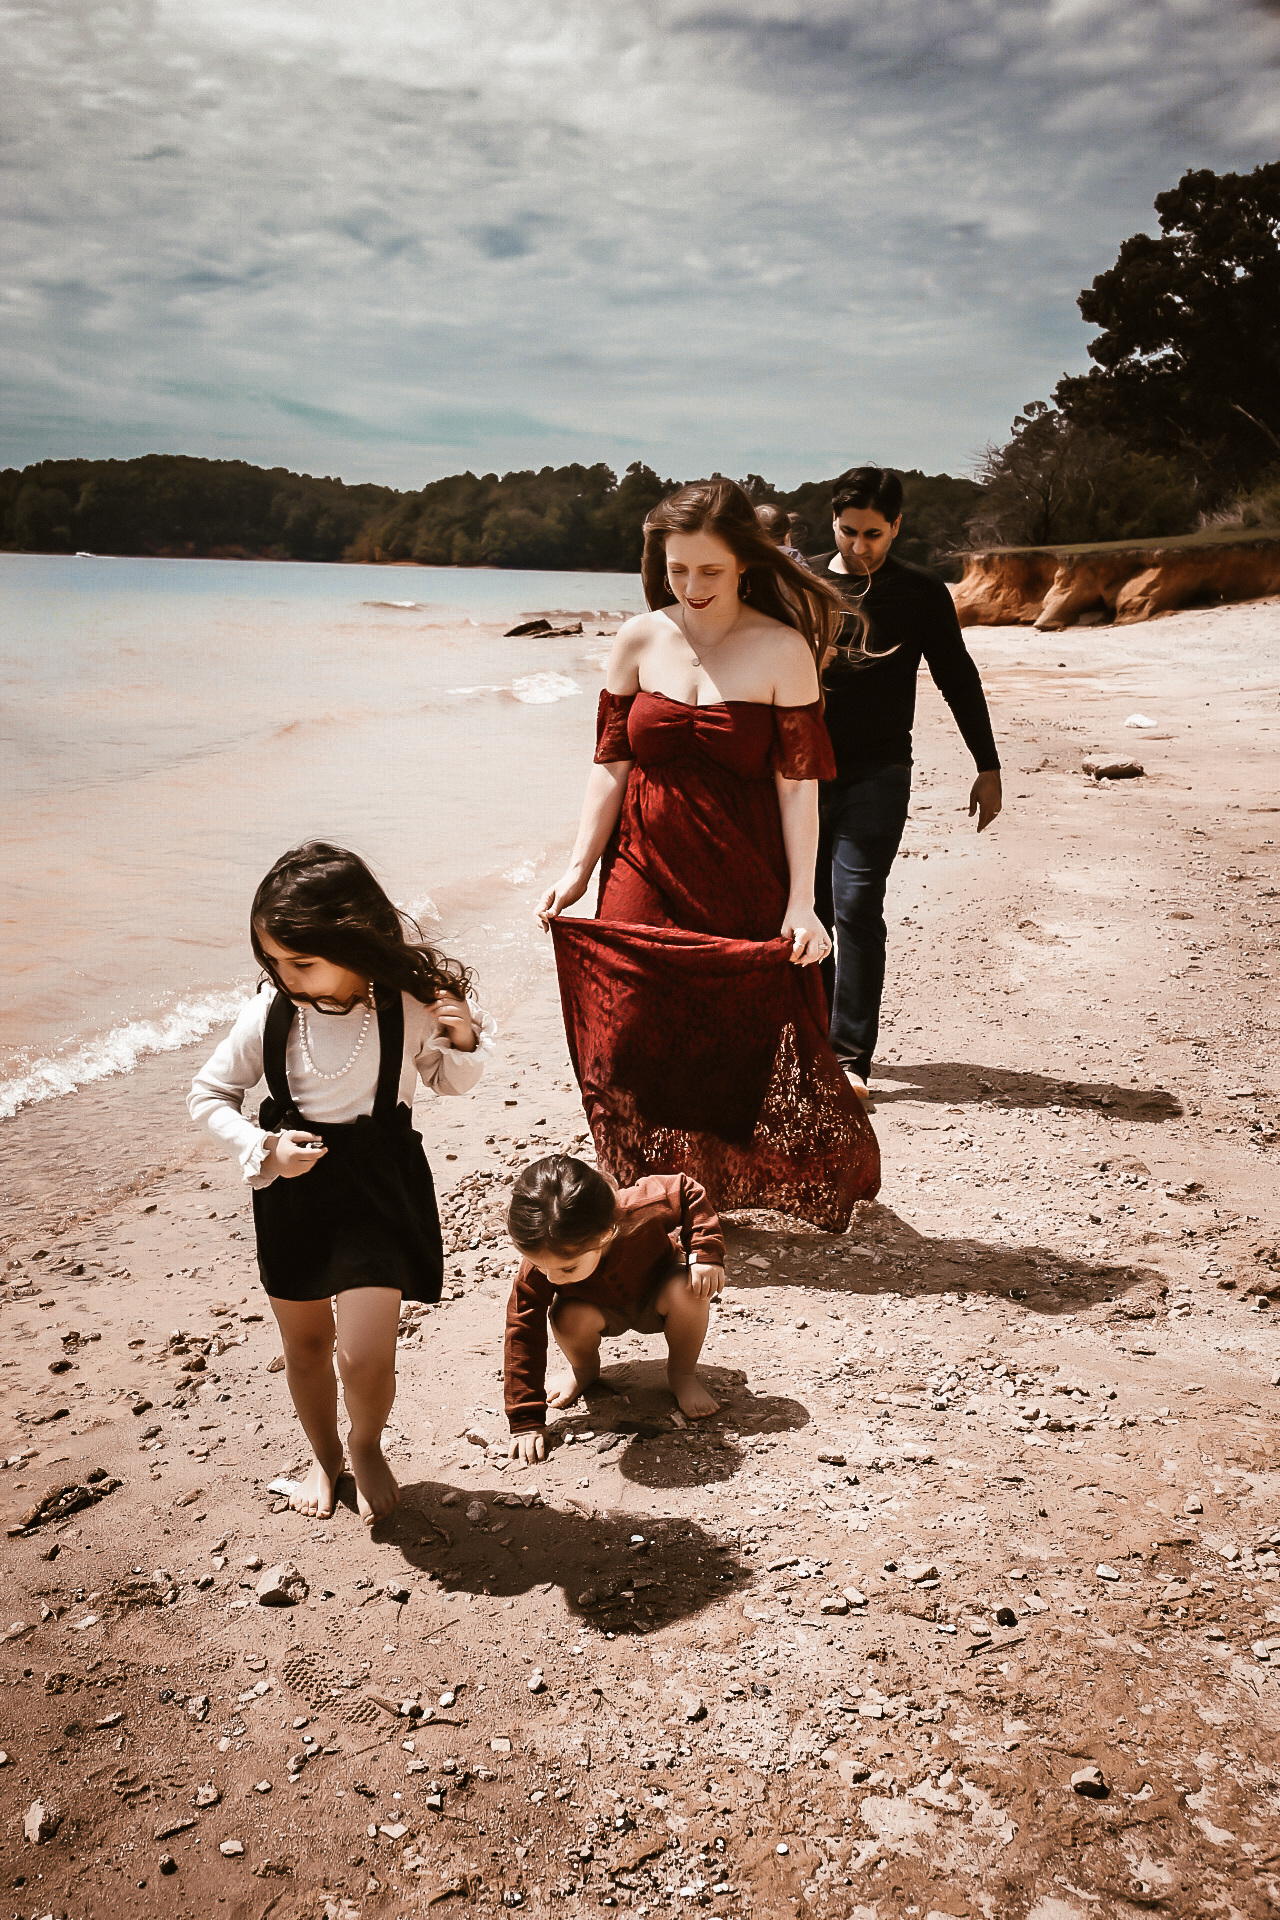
[[74, 551, 98, 558]]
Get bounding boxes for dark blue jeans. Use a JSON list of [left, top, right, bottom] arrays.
[[815, 764, 912, 1082]]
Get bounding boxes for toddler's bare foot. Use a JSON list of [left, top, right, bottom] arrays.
[[669, 1369, 719, 1419], [350, 1440, 400, 1527], [290, 1451, 344, 1519], [546, 1367, 598, 1410]]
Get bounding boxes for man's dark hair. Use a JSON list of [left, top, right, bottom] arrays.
[[831, 465, 904, 522]]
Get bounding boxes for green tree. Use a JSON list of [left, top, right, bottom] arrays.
[[1056, 161, 1280, 493], [970, 401, 1197, 548]]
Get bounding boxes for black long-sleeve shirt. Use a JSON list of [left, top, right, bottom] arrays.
[[811, 551, 1000, 780]]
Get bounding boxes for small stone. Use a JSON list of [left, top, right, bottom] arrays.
[[464, 1428, 490, 1448], [155, 1815, 196, 1840], [838, 1758, 871, 1786], [439, 1690, 456, 1708], [379, 1822, 409, 1839], [1071, 1765, 1108, 1798], [490, 1737, 512, 1753], [776, 1842, 789, 1855], [256, 1561, 309, 1607], [820, 1595, 849, 1616], [901, 1560, 939, 1584], [1185, 1494, 1204, 1514], [680, 1693, 706, 1722], [816, 1450, 846, 1466], [1095, 1564, 1120, 1582], [385, 1582, 410, 1604], [194, 1785, 220, 1808], [186, 1694, 210, 1722], [219, 1839, 245, 1856], [995, 1607, 1017, 1628], [254, 1779, 272, 1794], [240, 1553, 263, 1571], [24, 1799, 60, 1844], [97, 1709, 125, 1728], [440, 1491, 460, 1508], [528, 1670, 546, 1694], [131, 1398, 153, 1416], [267, 1354, 285, 1373], [425, 1792, 444, 1812], [159, 1853, 177, 1875], [843, 1586, 867, 1608]]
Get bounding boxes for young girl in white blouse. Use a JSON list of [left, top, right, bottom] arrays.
[[189, 842, 490, 1526]]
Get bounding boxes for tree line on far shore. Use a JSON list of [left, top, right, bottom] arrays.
[[3, 162, 1275, 570]]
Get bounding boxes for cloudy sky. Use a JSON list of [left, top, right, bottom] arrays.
[[5, 0, 1279, 488]]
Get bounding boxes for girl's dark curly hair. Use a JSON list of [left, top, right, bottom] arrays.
[[250, 841, 474, 1010], [506, 1155, 621, 1257]]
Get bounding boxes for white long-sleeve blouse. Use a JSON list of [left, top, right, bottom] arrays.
[[188, 985, 493, 1188]]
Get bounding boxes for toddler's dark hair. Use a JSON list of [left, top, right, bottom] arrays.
[[251, 841, 474, 1009], [507, 1155, 619, 1256]]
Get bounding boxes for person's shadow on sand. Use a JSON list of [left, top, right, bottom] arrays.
[[724, 1207, 1167, 1319], [873, 1060, 1183, 1122], [379, 1476, 754, 1632]]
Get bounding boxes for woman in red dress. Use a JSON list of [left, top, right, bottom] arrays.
[[538, 480, 880, 1231]]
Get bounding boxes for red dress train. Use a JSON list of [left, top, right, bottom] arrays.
[[550, 690, 880, 1231]]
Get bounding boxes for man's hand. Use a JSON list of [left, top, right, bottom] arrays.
[[508, 1427, 547, 1466], [266, 1130, 326, 1179], [690, 1263, 725, 1299], [969, 770, 1002, 832]]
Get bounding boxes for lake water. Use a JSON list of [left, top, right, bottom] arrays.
[[1, 554, 644, 1122]]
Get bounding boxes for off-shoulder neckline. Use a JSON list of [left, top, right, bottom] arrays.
[[617, 689, 820, 714]]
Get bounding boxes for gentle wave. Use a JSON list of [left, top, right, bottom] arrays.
[[0, 988, 251, 1122], [511, 672, 583, 705]]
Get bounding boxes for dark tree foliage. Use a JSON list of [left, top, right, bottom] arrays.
[[0, 455, 397, 560], [1055, 162, 1280, 494], [970, 402, 1198, 548], [353, 461, 674, 570]]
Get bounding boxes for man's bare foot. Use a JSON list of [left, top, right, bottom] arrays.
[[669, 1369, 719, 1419], [290, 1451, 344, 1519], [546, 1367, 598, 1410], [349, 1440, 400, 1527]]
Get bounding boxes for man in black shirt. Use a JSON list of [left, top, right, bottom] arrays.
[[811, 466, 1002, 1101]]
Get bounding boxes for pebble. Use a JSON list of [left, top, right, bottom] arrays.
[[816, 1450, 846, 1466], [194, 1785, 220, 1808], [528, 1670, 546, 1694], [1070, 1765, 1108, 1798], [155, 1816, 196, 1840], [385, 1582, 410, 1604], [219, 1839, 245, 1856], [901, 1560, 939, 1584], [439, 1690, 456, 1708], [240, 1553, 263, 1571], [465, 1500, 489, 1524], [820, 1595, 849, 1616], [24, 1800, 60, 1844], [1185, 1494, 1204, 1514], [680, 1693, 706, 1722], [159, 1853, 177, 1875], [256, 1561, 309, 1607], [254, 1779, 272, 1794], [1095, 1564, 1120, 1581]]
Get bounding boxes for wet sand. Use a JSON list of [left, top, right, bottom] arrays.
[[3, 598, 1279, 1917]]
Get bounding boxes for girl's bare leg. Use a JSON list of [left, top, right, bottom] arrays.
[[547, 1298, 608, 1408], [334, 1287, 402, 1525], [269, 1296, 345, 1518], [654, 1275, 717, 1418]]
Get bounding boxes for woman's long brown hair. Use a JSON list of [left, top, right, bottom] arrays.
[[640, 479, 846, 700]]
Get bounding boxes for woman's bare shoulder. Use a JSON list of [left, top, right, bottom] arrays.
[[750, 616, 819, 704], [605, 611, 669, 694]]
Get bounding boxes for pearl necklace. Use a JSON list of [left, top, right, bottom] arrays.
[[297, 984, 375, 1082]]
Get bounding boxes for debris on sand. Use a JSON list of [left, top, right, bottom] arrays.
[[24, 1800, 60, 1844], [8, 1475, 122, 1535], [256, 1561, 309, 1606]]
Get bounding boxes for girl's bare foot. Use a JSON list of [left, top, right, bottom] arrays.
[[350, 1440, 400, 1526], [669, 1369, 719, 1418], [547, 1368, 597, 1409], [290, 1451, 344, 1518]]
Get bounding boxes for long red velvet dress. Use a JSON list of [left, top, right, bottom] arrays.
[[550, 689, 880, 1231]]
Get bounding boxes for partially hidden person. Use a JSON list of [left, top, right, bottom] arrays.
[[538, 477, 880, 1234], [503, 1154, 725, 1464], [810, 466, 1002, 1103], [188, 841, 491, 1525], [756, 501, 810, 568]]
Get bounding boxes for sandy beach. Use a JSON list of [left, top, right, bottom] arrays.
[[3, 597, 1279, 1918]]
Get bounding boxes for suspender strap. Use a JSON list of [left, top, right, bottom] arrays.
[[372, 990, 405, 1124], [262, 990, 296, 1117]]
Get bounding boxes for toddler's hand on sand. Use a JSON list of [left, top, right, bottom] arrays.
[[508, 1428, 547, 1466], [269, 1130, 327, 1178], [537, 871, 588, 929], [434, 990, 477, 1051], [690, 1263, 725, 1299]]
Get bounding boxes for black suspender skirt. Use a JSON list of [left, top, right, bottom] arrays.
[[250, 989, 444, 1305]]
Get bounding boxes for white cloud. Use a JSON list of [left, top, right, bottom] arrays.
[[1, 0, 1276, 486]]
